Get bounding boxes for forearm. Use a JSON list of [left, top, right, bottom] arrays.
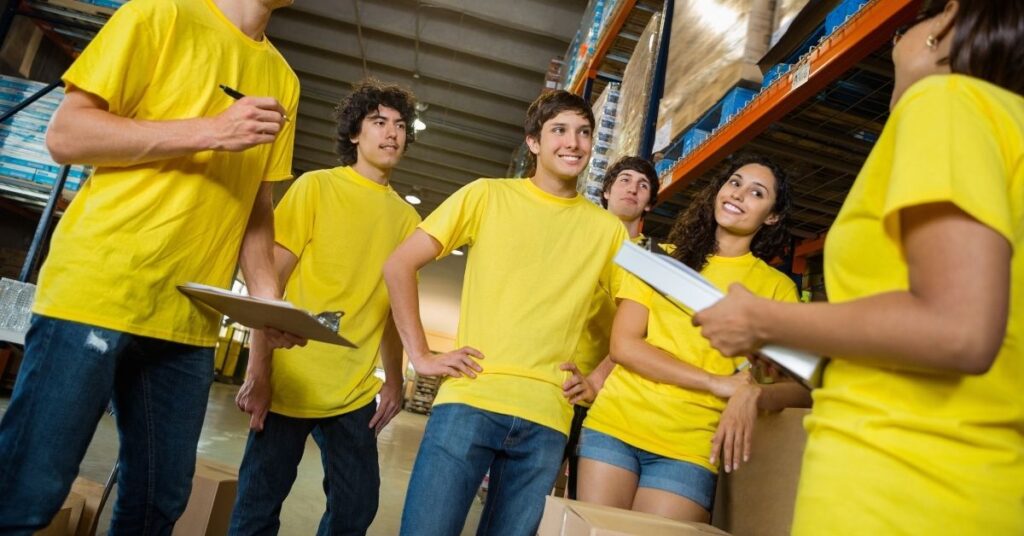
[[749, 381, 811, 411], [758, 292, 996, 373], [245, 330, 273, 379], [383, 262, 431, 361], [587, 356, 615, 392], [47, 107, 215, 166], [239, 184, 280, 300], [380, 316, 405, 384], [610, 337, 717, 392]]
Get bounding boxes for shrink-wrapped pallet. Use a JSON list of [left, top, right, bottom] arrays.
[[579, 83, 621, 204], [604, 13, 661, 169], [655, 0, 773, 149]]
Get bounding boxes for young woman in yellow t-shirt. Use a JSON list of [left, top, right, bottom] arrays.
[[576, 156, 811, 523], [693, 2, 1024, 533]]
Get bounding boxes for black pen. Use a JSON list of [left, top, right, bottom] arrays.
[[219, 84, 289, 122]]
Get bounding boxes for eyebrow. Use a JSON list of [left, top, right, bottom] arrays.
[[367, 112, 405, 123]]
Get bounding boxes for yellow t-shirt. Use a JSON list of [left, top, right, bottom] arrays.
[[33, 0, 299, 346], [584, 254, 797, 472], [793, 75, 1024, 534], [420, 178, 629, 434], [269, 167, 420, 418]]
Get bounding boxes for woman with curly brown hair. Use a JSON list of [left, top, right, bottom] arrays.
[[575, 155, 810, 523]]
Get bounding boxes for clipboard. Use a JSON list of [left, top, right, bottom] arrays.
[[178, 283, 357, 347], [614, 241, 823, 388]]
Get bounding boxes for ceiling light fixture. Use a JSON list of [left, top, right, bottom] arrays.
[[413, 118, 427, 132], [451, 248, 464, 256], [405, 186, 423, 205]]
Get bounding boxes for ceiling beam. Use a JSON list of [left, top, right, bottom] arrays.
[[416, 0, 585, 42], [280, 2, 568, 75]]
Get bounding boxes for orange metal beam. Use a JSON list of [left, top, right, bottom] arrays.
[[795, 235, 827, 257], [569, 0, 639, 95], [657, 0, 919, 203]]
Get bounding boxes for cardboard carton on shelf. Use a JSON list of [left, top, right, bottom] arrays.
[[172, 458, 238, 536], [539, 497, 730, 536]]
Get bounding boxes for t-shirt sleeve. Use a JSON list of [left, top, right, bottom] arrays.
[[274, 172, 319, 257], [418, 180, 488, 257], [885, 78, 1014, 245], [62, 0, 167, 116], [616, 271, 654, 308], [263, 73, 300, 182]]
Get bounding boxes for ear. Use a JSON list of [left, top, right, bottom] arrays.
[[603, 190, 611, 201], [644, 204, 652, 213], [934, 0, 959, 41], [764, 213, 780, 226], [526, 135, 540, 155]]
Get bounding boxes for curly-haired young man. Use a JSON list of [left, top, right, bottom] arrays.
[[229, 79, 421, 535]]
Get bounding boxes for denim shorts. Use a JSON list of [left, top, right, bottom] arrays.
[[577, 428, 716, 511]]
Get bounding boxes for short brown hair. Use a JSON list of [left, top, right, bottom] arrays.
[[600, 156, 659, 210], [523, 91, 595, 175]]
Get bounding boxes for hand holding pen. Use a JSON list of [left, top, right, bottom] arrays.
[[206, 84, 288, 152]]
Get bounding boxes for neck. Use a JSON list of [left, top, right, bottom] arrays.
[[351, 160, 391, 185], [529, 169, 577, 199], [622, 217, 642, 239], [213, 0, 274, 40], [714, 226, 754, 258]]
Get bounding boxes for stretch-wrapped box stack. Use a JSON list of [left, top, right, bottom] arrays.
[[604, 12, 662, 169], [0, 76, 91, 193], [579, 83, 621, 205], [655, 0, 773, 147]]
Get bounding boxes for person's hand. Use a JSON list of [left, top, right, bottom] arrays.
[[710, 382, 761, 473], [369, 380, 403, 435], [693, 283, 765, 357], [707, 368, 753, 399], [236, 374, 272, 432], [411, 347, 484, 378], [560, 362, 596, 405], [261, 327, 307, 350], [208, 97, 287, 151]]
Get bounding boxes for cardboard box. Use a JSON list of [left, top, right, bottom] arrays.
[[539, 497, 730, 536], [70, 476, 109, 536], [711, 408, 810, 536], [36, 492, 84, 536], [172, 458, 238, 536]]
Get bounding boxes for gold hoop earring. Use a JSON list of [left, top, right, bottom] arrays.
[[926, 34, 938, 49]]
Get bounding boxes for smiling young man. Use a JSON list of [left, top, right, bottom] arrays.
[[229, 80, 421, 535], [383, 90, 629, 536]]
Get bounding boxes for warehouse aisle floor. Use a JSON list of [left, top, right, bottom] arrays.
[[0, 382, 484, 535]]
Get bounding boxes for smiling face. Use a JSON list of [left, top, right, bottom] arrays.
[[352, 105, 407, 172], [604, 169, 653, 222], [714, 163, 780, 237], [526, 110, 593, 182]]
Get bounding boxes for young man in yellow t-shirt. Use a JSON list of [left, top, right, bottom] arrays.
[[228, 80, 421, 535], [559, 155, 661, 500], [383, 90, 629, 536], [0, 0, 300, 532]]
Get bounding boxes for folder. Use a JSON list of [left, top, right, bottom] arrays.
[[178, 283, 356, 347], [614, 241, 823, 388]]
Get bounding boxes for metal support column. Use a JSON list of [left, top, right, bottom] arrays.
[[0, 79, 62, 124], [18, 164, 69, 282], [639, 0, 673, 160]]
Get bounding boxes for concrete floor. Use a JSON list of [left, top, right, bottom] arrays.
[[0, 382, 484, 535]]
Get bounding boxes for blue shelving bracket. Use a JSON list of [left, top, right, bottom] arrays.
[[639, 0, 673, 160]]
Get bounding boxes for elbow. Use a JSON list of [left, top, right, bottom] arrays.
[[382, 254, 404, 288], [45, 128, 75, 165], [608, 337, 628, 365], [944, 327, 1003, 375]]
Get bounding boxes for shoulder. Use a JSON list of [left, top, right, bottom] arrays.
[[751, 258, 798, 296], [898, 74, 1020, 118]]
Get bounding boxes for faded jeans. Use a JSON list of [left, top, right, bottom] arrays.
[[0, 315, 213, 535]]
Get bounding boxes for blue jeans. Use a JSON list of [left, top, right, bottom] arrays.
[[400, 403, 567, 536], [0, 315, 213, 535], [229, 402, 380, 536]]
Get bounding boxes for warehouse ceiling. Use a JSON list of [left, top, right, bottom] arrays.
[[266, 0, 589, 215]]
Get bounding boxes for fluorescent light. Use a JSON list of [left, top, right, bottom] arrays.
[[404, 193, 421, 205], [413, 118, 427, 132], [451, 248, 464, 256]]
